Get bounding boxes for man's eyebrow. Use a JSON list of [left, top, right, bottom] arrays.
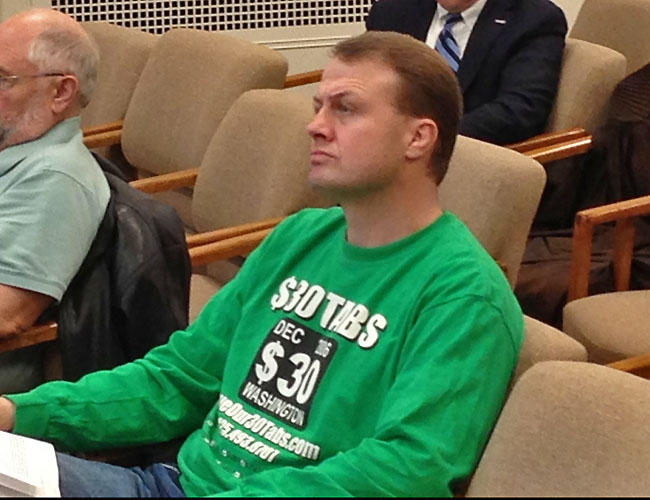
[[313, 90, 356, 104]]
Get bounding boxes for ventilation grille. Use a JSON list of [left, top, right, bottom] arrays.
[[52, 1, 374, 34]]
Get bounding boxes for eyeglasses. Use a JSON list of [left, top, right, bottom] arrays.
[[0, 72, 66, 90]]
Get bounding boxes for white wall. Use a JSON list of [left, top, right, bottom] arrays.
[[0, 0, 51, 21], [234, 23, 365, 96], [553, 0, 585, 29], [235, 23, 365, 75]]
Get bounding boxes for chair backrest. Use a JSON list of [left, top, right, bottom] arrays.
[[81, 22, 157, 129], [121, 28, 288, 177], [467, 360, 650, 496], [570, 0, 650, 75], [546, 38, 627, 134], [191, 88, 329, 233], [514, 315, 587, 381], [439, 136, 546, 286]]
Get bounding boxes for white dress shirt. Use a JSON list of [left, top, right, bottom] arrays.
[[425, 0, 489, 57]]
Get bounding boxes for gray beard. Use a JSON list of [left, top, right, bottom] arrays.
[[0, 124, 8, 148]]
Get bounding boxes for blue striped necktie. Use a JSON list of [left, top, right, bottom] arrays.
[[435, 13, 463, 72]]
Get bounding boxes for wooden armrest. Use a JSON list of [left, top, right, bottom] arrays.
[[284, 69, 323, 88], [82, 119, 124, 137], [507, 127, 589, 153], [524, 135, 593, 164], [189, 228, 272, 267], [571, 194, 650, 225], [129, 168, 199, 194], [608, 353, 650, 379], [0, 321, 58, 354], [83, 128, 122, 149], [186, 216, 284, 248], [568, 194, 650, 301]]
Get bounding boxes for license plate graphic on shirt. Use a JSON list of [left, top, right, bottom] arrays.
[[239, 318, 338, 429]]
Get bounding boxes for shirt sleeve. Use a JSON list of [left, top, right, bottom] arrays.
[[0, 166, 104, 300], [212, 296, 522, 497], [7, 223, 279, 451]]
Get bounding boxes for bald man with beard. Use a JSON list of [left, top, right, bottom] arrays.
[[0, 9, 109, 392]]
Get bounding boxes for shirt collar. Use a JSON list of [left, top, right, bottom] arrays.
[[0, 116, 82, 175], [437, 0, 489, 25]]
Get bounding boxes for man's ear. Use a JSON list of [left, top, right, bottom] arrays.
[[50, 75, 79, 114], [405, 118, 438, 162]]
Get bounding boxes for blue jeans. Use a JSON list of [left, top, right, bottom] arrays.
[[56, 452, 185, 497]]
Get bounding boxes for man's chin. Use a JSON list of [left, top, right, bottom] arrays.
[[307, 174, 343, 201]]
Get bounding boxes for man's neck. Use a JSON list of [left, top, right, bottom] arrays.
[[341, 178, 443, 248]]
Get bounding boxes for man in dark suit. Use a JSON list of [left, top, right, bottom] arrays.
[[366, 0, 568, 145]]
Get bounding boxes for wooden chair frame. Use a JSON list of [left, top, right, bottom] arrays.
[[507, 127, 590, 154], [567, 194, 650, 301], [608, 354, 650, 379]]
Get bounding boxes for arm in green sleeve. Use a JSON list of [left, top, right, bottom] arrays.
[[213, 297, 522, 497], [7, 228, 281, 451]]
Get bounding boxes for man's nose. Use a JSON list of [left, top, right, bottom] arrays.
[[306, 108, 332, 140]]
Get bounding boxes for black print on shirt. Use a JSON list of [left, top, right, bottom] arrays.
[[239, 317, 338, 430]]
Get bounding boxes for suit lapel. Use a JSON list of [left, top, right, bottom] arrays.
[[408, 0, 438, 41], [457, 0, 515, 92]]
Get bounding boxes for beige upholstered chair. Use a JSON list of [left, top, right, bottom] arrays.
[[507, 38, 625, 156], [91, 27, 289, 226], [441, 139, 587, 381], [560, 195, 650, 364], [514, 316, 587, 381], [81, 22, 157, 131], [81, 22, 157, 175], [467, 360, 650, 496], [570, 0, 650, 76], [439, 136, 546, 287], [544, 38, 626, 136], [564, 290, 650, 364], [173, 89, 329, 320]]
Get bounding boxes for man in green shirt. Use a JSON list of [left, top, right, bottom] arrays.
[[0, 31, 523, 497]]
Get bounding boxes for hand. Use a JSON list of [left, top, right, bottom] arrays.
[[0, 397, 16, 431]]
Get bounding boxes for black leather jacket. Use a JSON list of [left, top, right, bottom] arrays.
[[53, 165, 191, 381]]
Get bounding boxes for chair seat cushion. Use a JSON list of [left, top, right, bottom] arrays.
[[563, 290, 650, 364], [515, 315, 588, 379]]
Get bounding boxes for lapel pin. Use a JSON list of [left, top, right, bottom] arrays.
[[494, 18, 506, 24]]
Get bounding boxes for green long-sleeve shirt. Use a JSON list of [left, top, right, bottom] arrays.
[[9, 208, 523, 496]]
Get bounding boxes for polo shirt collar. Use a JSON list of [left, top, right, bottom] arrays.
[[0, 116, 82, 175]]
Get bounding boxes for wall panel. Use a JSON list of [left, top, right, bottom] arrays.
[[51, 0, 373, 35]]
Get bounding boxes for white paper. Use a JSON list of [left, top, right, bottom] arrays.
[[0, 431, 60, 497]]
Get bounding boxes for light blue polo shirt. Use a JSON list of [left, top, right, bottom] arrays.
[[0, 117, 110, 301]]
